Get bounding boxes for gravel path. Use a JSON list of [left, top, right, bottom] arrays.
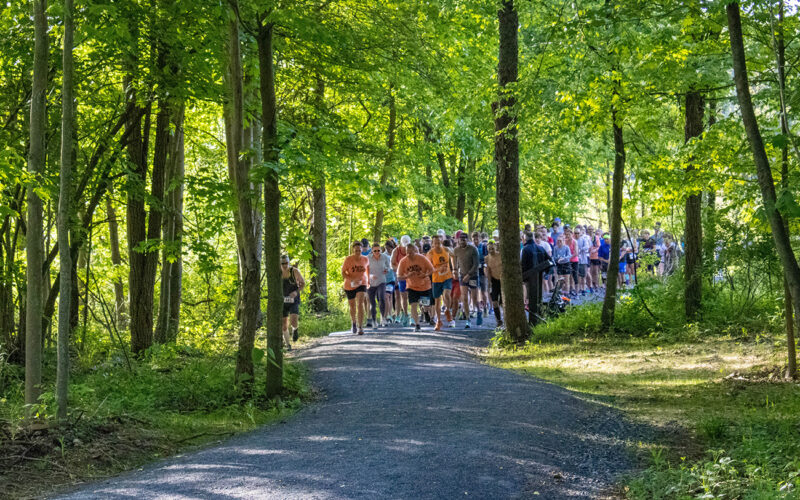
[[55, 317, 638, 499]]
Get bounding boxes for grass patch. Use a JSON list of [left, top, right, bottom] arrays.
[[488, 299, 800, 498]]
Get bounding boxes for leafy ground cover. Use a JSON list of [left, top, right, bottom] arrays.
[[488, 292, 800, 499], [0, 307, 348, 499]]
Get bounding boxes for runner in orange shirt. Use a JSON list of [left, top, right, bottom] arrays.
[[342, 240, 369, 335], [427, 234, 454, 331], [397, 243, 434, 333]]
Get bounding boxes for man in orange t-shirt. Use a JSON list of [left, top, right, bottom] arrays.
[[397, 243, 434, 333], [342, 240, 369, 335], [426, 234, 455, 330]]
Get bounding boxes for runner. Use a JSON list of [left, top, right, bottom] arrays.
[[342, 240, 369, 335], [472, 231, 489, 315], [443, 236, 460, 324], [485, 239, 503, 326], [397, 243, 434, 333], [454, 231, 481, 328], [391, 235, 411, 325], [367, 242, 391, 328], [281, 254, 305, 350], [383, 239, 397, 323], [427, 234, 455, 330], [564, 227, 578, 296]]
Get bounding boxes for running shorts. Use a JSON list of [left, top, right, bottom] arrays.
[[432, 278, 452, 299], [578, 263, 588, 278], [345, 285, 367, 300], [590, 258, 601, 266], [408, 288, 432, 305], [490, 278, 502, 303], [460, 275, 479, 289], [556, 263, 571, 275], [398, 280, 407, 293], [282, 297, 300, 317]]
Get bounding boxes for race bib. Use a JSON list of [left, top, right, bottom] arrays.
[[385, 284, 394, 293], [283, 296, 294, 304], [350, 280, 361, 288], [469, 280, 477, 287], [420, 296, 431, 307]]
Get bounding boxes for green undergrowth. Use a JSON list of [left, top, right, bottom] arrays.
[[0, 340, 315, 499], [489, 277, 800, 499]]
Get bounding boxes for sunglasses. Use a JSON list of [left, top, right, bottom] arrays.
[[281, 262, 289, 266]]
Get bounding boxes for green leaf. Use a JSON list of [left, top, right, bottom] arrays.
[[252, 347, 265, 364]]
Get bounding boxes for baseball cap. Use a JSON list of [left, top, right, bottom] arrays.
[[554, 217, 561, 223]]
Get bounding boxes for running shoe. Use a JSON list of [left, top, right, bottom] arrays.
[[476, 311, 483, 326], [414, 323, 421, 333], [366, 319, 373, 328], [449, 320, 456, 328], [351, 322, 357, 334], [357, 327, 364, 335], [292, 329, 299, 342], [465, 321, 471, 329]]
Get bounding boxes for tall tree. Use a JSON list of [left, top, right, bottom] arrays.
[[154, 105, 185, 344], [309, 76, 328, 312], [684, 90, 704, 321], [56, 0, 75, 422], [224, 5, 262, 391], [494, 0, 526, 342], [256, 16, 283, 398], [25, 0, 48, 411], [601, 93, 625, 329], [727, 2, 799, 379]]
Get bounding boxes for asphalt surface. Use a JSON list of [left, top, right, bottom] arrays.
[[55, 316, 638, 499]]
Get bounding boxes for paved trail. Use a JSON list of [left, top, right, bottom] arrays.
[[56, 319, 637, 499]]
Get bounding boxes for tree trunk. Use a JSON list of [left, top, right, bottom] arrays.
[[25, 0, 48, 410], [155, 105, 184, 344], [684, 91, 704, 321], [601, 100, 626, 329], [775, 1, 796, 379], [455, 154, 466, 223], [257, 20, 283, 398], [106, 192, 126, 328], [56, 0, 75, 423], [126, 76, 152, 354], [225, 7, 262, 393], [494, 0, 527, 342], [373, 90, 396, 243], [309, 77, 328, 313], [728, 2, 800, 378]]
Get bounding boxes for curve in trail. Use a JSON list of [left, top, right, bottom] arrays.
[[55, 320, 637, 499]]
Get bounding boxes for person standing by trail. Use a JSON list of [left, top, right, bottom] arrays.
[[454, 232, 481, 328], [427, 234, 455, 330], [367, 242, 391, 328], [485, 239, 503, 326], [576, 226, 591, 295], [342, 240, 369, 335], [588, 226, 601, 292], [397, 243, 434, 333], [391, 235, 411, 325], [281, 255, 305, 350], [521, 230, 549, 325]]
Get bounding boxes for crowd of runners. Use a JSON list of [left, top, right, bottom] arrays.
[[281, 219, 683, 344]]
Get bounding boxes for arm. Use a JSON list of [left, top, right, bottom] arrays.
[[294, 268, 305, 291]]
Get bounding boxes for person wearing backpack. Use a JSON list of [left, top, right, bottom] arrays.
[[281, 254, 306, 350]]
